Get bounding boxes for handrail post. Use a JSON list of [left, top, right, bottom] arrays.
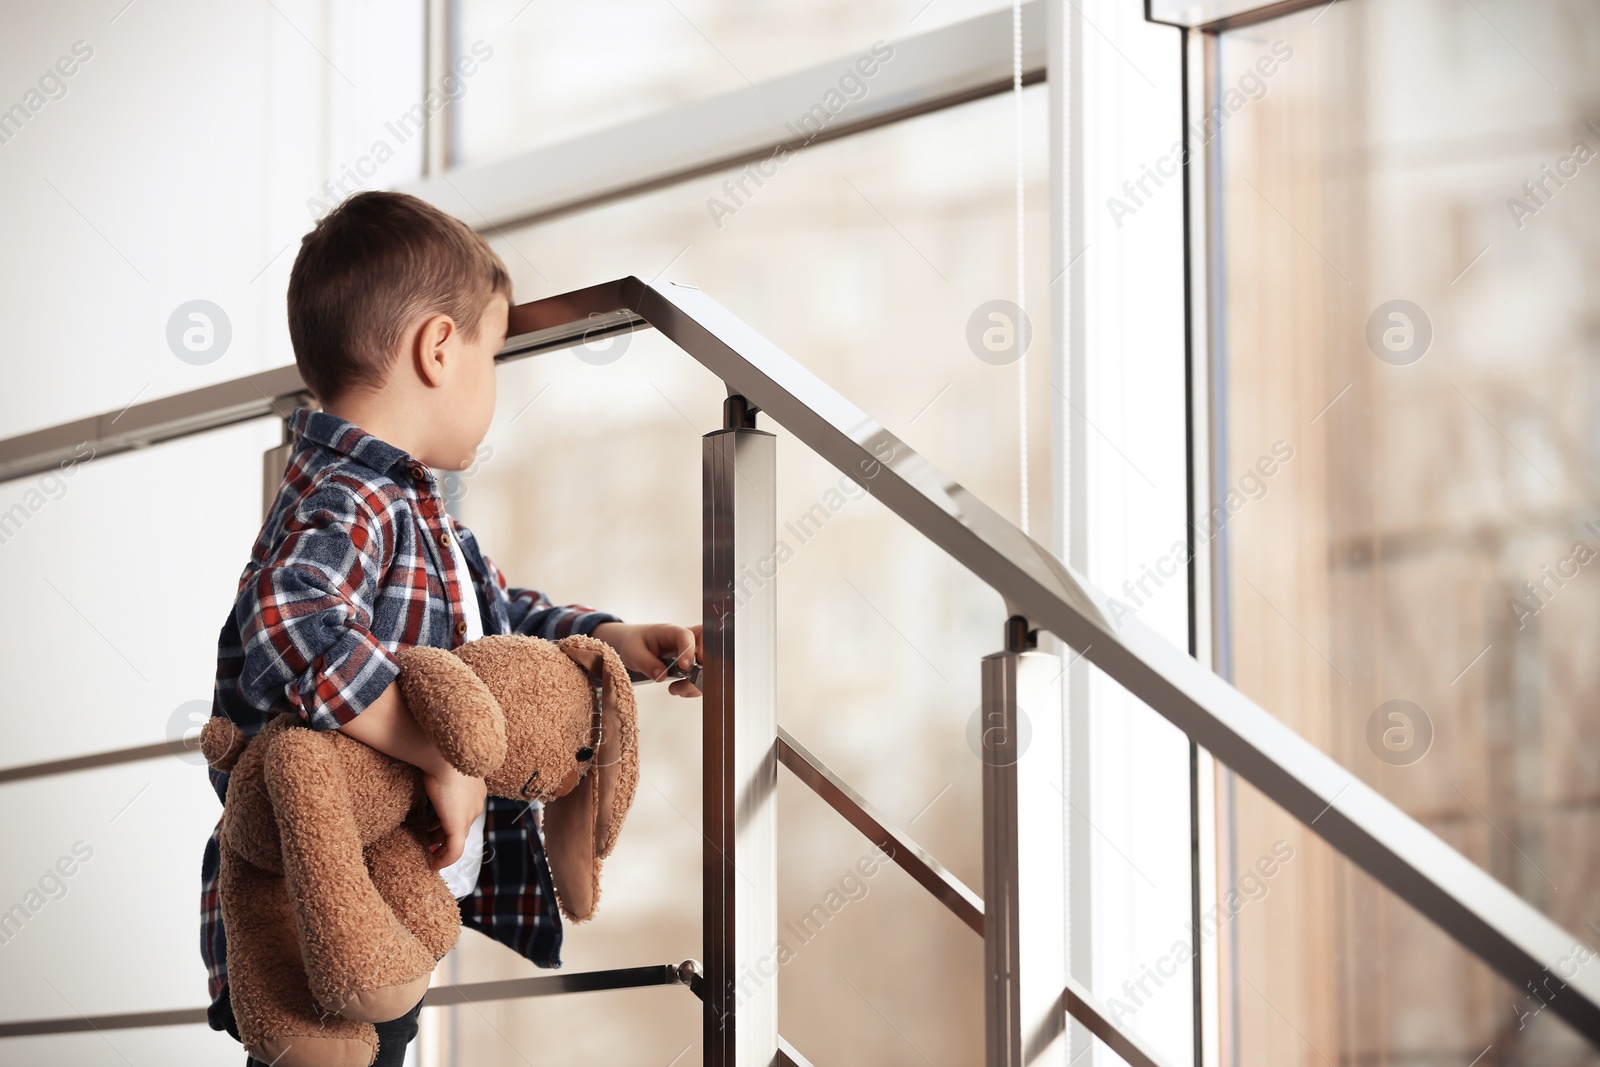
[[983, 617, 1069, 1065], [260, 392, 313, 519], [702, 393, 779, 1066]]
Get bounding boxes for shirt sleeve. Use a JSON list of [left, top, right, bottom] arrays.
[[477, 544, 622, 639], [232, 477, 400, 731]]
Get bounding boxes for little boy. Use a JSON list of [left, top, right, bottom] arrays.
[[198, 190, 702, 1065]]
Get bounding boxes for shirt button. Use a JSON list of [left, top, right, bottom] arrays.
[[408, 463, 428, 482], [455, 620, 468, 637], [439, 531, 451, 547]]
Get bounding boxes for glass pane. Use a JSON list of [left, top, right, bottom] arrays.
[[452, 0, 1013, 163], [443, 85, 1052, 1062], [1148, 0, 1282, 27], [1213, 0, 1600, 1061], [1219, 769, 1587, 1065], [0, 420, 282, 1063], [0, 419, 280, 764]]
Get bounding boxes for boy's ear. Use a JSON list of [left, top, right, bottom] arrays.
[[412, 312, 457, 389]]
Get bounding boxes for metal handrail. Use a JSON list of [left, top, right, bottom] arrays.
[[0, 714, 1160, 1063], [777, 1037, 817, 1067], [0, 740, 195, 783], [778, 724, 1169, 1067], [777, 726, 984, 936], [0, 962, 701, 1039], [600, 277, 1600, 1042], [0, 956, 855, 1067], [1, 278, 1597, 1048]]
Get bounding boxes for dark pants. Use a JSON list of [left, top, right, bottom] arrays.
[[212, 982, 425, 1066]]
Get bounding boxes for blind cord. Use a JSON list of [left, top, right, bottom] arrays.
[[1014, 0, 1029, 535]]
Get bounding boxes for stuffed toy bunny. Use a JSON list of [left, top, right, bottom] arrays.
[[199, 632, 639, 1067]]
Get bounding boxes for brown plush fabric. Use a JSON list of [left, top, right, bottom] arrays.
[[218, 719, 283, 875], [206, 633, 640, 1067], [201, 714, 246, 772], [396, 645, 506, 778], [263, 724, 440, 1023], [540, 636, 640, 922], [541, 759, 599, 921], [220, 845, 380, 1066], [365, 807, 463, 962]]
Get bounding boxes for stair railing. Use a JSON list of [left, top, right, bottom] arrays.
[[0, 277, 1595, 1065]]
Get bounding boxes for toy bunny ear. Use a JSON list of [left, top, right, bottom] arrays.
[[541, 634, 640, 923], [397, 644, 508, 777], [200, 715, 246, 772]]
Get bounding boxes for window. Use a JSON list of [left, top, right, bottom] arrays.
[[1211, 1, 1600, 1061], [443, 84, 1053, 1064], [451, 0, 1017, 161]]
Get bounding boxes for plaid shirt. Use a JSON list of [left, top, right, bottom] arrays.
[[198, 406, 621, 1024]]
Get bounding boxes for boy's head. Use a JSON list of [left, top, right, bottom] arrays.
[[288, 190, 512, 469]]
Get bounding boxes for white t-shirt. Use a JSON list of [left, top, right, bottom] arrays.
[[435, 512, 489, 901]]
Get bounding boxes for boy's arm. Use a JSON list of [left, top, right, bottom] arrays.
[[338, 683, 485, 872], [506, 584, 622, 639], [235, 479, 483, 869], [591, 620, 704, 697], [234, 478, 402, 731], [461, 528, 701, 693], [470, 535, 623, 639]]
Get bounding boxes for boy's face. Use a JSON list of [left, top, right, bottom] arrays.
[[441, 292, 509, 469]]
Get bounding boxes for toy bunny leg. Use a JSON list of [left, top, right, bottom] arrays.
[[263, 727, 437, 1025], [219, 844, 380, 1067], [363, 810, 463, 962]]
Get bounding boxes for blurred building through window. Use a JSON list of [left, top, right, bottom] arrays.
[[452, 0, 1016, 162], [1212, 1, 1600, 1063], [432, 80, 1053, 1065]]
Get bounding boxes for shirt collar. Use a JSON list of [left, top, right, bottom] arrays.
[[288, 406, 427, 483]]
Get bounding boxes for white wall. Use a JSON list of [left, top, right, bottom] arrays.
[[0, 4, 421, 1063]]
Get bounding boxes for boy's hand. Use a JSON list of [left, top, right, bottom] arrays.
[[421, 764, 487, 871], [592, 621, 703, 697]]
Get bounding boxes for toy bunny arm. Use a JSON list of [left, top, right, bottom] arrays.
[[395, 645, 508, 778]]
